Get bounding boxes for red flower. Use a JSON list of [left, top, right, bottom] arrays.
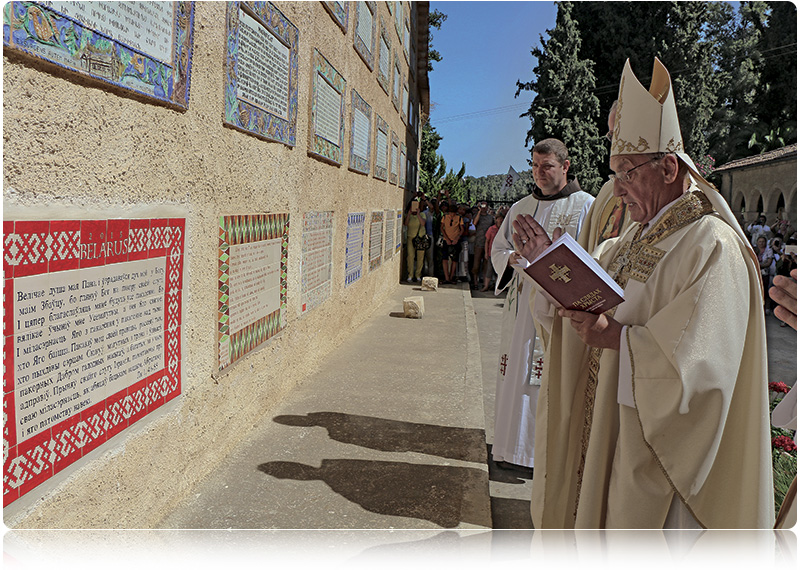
[[769, 381, 790, 394], [772, 435, 797, 452]]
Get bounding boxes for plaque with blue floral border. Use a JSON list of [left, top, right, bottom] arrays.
[[376, 15, 391, 96], [374, 113, 388, 181], [349, 89, 372, 175], [322, 1, 348, 33], [309, 48, 346, 165], [3, 1, 194, 109], [224, 2, 299, 147], [353, 0, 376, 71], [390, 130, 399, 185]]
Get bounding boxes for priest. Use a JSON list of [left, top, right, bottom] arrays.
[[515, 59, 773, 528], [489, 138, 593, 469]]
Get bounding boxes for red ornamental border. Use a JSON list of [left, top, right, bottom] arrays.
[[2, 218, 185, 506]]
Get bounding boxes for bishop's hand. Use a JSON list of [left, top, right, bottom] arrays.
[[512, 214, 563, 264]]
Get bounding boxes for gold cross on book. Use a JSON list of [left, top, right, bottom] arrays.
[[549, 263, 572, 283]]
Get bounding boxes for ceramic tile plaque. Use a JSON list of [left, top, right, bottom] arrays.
[[300, 211, 333, 315], [377, 16, 390, 95], [402, 80, 409, 123], [390, 131, 399, 185], [399, 143, 407, 188], [395, 210, 402, 253], [3, 1, 194, 109], [392, 52, 401, 111], [345, 212, 365, 288], [3, 217, 185, 506], [224, 2, 299, 146], [374, 113, 388, 181], [322, 1, 348, 32], [368, 211, 383, 271], [309, 49, 346, 165], [349, 89, 372, 175], [383, 209, 395, 261], [218, 213, 289, 371], [353, 1, 376, 70]]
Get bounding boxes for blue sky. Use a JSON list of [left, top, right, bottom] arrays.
[[428, 1, 559, 178]]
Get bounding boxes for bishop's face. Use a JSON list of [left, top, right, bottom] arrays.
[[610, 155, 668, 225]]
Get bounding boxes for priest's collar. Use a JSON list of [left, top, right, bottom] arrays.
[[531, 178, 582, 201]]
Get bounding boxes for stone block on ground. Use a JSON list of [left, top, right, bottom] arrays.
[[421, 277, 438, 291], [403, 296, 425, 318]]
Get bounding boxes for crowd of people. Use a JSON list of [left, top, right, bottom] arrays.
[[744, 213, 797, 319], [403, 192, 509, 290]]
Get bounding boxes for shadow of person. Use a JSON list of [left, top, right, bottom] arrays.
[[272, 412, 486, 463], [257, 458, 491, 528]]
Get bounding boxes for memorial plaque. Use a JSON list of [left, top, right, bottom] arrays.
[[394, 1, 403, 40], [300, 211, 334, 315], [3, 1, 194, 108], [218, 213, 289, 371], [399, 144, 407, 188], [309, 49, 346, 165], [224, 2, 299, 146], [392, 53, 402, 111], [349, 89, 372, 175], [402, 80, 409, 123], [354, 1, 376, 70], [345, 212, 366, 288], [384, 209, 395, 261], [374, 113, 389, 181], [322, 1, 348, 32], [368, 211, 383, 271], [377, 17, 391, 95], [395, 210, 403, 253], [403, 17, 410, 62], [3, 216, 185, 505], [390, 131, 399, 185]]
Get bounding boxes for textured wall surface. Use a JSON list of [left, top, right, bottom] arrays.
[[3, 1, 421, 527]]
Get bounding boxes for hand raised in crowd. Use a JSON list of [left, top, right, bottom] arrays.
[[769, 268, 797, 330]]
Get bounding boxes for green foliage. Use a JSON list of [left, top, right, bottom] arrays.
[[773, 447, 797, 517], [464, 171, 532, 205], [516, 2, 605, 195], [427, 9, 447, 72], [419, 121, 468, 202]]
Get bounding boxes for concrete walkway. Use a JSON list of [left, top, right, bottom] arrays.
[[159, 279, 796, 530], [159, 281, 492, 529]]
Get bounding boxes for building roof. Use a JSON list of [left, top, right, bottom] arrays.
[[713, 143, 797, 173]]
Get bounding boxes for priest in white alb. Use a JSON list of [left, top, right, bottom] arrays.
[[490, 139, 593, 468], [514, 59, 773, 528]]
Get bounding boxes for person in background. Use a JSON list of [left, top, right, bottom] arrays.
[[421, 197, 435, 277], [458, 205, 476, 282], [481, 212, 504, 292], [472, 201, 495, 289], [440, 200, 463, 285], [748, 214, 772, 247], [756, 235, 776, 314], [403, 198, 428, 282]]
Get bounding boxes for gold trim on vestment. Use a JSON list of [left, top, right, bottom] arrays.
[[571, 191, 715, 525]]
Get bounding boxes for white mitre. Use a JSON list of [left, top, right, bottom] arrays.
[[610, 58, 758, 272]]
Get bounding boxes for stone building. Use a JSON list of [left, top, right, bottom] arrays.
[[714, 144, 797, 231], [3, 1, 429, 527]]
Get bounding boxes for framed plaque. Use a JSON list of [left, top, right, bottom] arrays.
[[300, 211, 334, 315], [395, 210, 402, 254], [403, 15, 410, 63], [374, 113, 388, 181], [368, 210, 383, 271], [322, 1, 348, 33], [384, 209, 395, 261], [349, 89, 372, 175], [309, 48, 346, 165], [353, 1, 376, 70], [3, 1, 194, 109], [3, 216, 185, 506], [345, 212, 366, 288], [392, 52, 402, 111], [402, 79, 409, 123], [218, 213, 289, 371], [390, 131, 399, 185], [377, 16, 391, 96], [399, 143, 406, 188], [224, 2, 300, 147], [393, 1, 403, 41]]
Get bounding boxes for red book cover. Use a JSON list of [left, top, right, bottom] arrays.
[[524, 234, 624, 314]]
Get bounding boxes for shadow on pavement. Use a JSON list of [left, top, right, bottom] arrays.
[[257, 459, 489, 528], [273, 412, 487, 463]]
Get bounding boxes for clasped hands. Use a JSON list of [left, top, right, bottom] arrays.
[[512, 214, 623, 351]]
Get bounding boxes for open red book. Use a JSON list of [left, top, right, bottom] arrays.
[[519, 233, 624, 314]]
